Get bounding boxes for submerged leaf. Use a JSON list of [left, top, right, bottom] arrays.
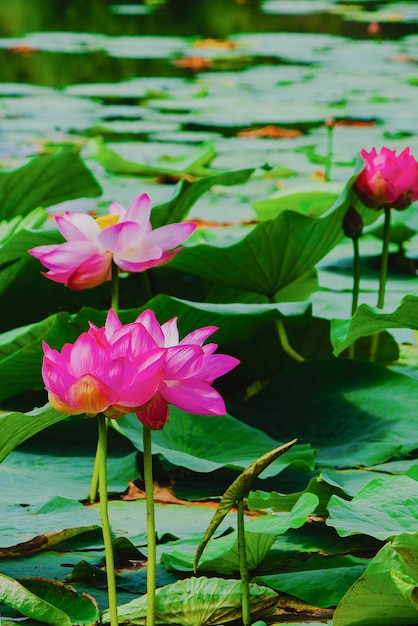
[[103, 577, 278, 625]]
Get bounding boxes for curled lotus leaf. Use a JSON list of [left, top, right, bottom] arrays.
[[102, 576, 278, 625], [194, 439, 297, 572]]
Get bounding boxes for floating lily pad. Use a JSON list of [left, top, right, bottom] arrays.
[[102, 576, 278, 625]]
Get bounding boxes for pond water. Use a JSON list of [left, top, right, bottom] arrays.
[[0, 0, 418, 266]]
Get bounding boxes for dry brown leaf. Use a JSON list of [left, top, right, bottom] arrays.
[[238, 125, 302, 139], [174, 57, 212, 70]]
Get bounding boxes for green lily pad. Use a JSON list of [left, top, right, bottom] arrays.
[[240, 358, 418, 468], [0, 574, 99, 626], [0, 149, 101, 220], [331, 295, 418, 356], [0, 497, 100, 557], [254, 555, 367, 608], [102, 576, 278, 625], [327, 475, 418, 541], [333, 533, 418, 626], [112, 409, 314, 476]]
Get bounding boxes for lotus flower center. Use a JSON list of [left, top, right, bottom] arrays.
[[96, 214, 120, 230]]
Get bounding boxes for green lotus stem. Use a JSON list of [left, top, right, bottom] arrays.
[[325, 122, 334, 181], [275, 319, 305, 363], [143, 425, 156, 626], [370, 206, 391, 362], [237, 498, 251, 626], [98, 413, 118, 626], [89, 262, 120, 504], [89, 427, 102, 504], [111, 260, 119, 313], [348, 237, 361, 359]]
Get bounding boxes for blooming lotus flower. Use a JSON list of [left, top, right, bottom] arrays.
[[127, 310, 240, 429], [88, 309, 240, 428], [30, 194, 196, 290], [355, 147, 418, 210], [42, 310, 166, 417]]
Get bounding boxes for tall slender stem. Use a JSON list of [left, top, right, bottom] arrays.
[[370, 206, 391, 362], [237, 498, 251, 626], [98, 414, 118, 626], [275, 319, 305, 363], [325, 122, 334, 182], [111, 260, 119, 313], [348, 237, 361, 359], [143, 426, 156, 626], [89, 262, 120, 504], [377, 206, 391, 310]]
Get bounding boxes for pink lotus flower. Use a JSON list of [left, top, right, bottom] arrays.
[[42, 311, 166, 417], [30, 194, 196, 290], [355, 147, 418, 210], [88, 309, 240, 429], [132, 310, 240, 429]]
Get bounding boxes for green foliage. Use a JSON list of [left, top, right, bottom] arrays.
[[0, 149, 101, 220], [333, 534, 418, 626], [331, 295, 418, 356], [102, 577, 278, 625], [0, 574, 100, 625], [1, 35, 418, 623], [327, 475, 418, 541]]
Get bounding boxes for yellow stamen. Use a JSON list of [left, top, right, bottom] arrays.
[[96, 214, 120, 230]]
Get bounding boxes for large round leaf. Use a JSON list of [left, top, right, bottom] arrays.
[[240, 358, 418, 467]]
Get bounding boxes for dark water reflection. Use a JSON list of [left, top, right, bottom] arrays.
[[1, 0, 416, 39], [1, 0, 416, 88]]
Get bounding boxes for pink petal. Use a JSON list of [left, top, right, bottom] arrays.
[[113, 255, 165, 273], [160, 317, 179, 347], [115, 351, 166, 408], [29, 244, 63, 260], [135, 310, 166, 346], [69, 333, 108, 377], [197, 353, 240, 382], [104, 309, 123, 340], [108, 201, 127, 217], [42, 356, 75, 400], [161, 379, 227, 415], [67, 373, 119, 415], [180, 326, 218, 346], [48, 391, 83, 415], [395, 165, 418, 199], [65, 252, 112, 289], [98, 221, 143, 254], [164, 345, 203, 379], [136, 392, 169, 430], [109, 325, 160, 357], [124, 193, 152, 230], [148, 222, 196, 250], [30, 240, 103, 272], [56, 212, 101, 242]]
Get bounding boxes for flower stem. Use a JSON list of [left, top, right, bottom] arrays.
[[325, 123, 333, 181], [275, 319, 305, 363], [237, 498, 251, 626], [89, 262, 120, 504], [111, 260, 119, 313], [370, 206, 391, 361], [98, 414, 118, 626], [143, 426, 156, 626], [348, 237, 361, 359]]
